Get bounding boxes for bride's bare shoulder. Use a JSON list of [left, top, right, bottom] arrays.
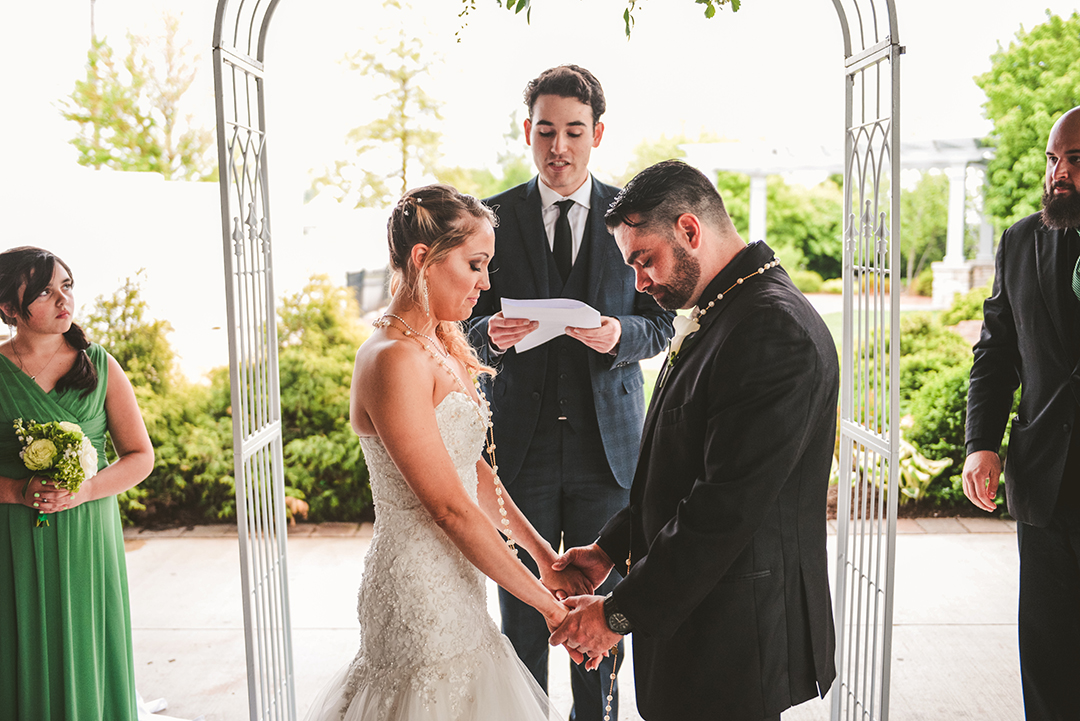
[[354, 330, 432, 391]]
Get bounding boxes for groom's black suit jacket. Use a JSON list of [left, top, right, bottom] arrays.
[[597, 241, 838, 720]]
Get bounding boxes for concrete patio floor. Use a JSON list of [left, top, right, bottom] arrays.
[[125, 516, 1022, 721]]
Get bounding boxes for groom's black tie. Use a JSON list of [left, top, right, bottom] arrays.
[[554, 199, 574, 282]]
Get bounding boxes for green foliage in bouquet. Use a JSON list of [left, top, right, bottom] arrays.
[[13, 419, 98, 493]]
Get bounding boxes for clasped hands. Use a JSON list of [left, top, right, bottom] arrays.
[[488, 312, 622, 355], [20, 475, 83, 514], [538, 543, 624, 671]]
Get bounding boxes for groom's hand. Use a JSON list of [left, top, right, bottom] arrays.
[[539, 562, 593, 601], [549, 595, 620, 669], [552, 543, 614, 592]]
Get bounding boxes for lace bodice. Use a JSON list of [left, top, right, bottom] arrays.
[[358, 391, 486, 512]]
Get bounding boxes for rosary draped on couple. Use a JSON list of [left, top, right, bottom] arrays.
[[303, 64, 838, 721]]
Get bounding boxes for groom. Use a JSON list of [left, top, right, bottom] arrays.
[[551, 160, 838, 721]]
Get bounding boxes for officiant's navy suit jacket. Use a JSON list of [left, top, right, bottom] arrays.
[[467, 176, 674, 489], [597, 240, 838, 720]]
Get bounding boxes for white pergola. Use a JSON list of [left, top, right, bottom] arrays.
[[683, 137, 994, 305], [212, 2, 905, 720]]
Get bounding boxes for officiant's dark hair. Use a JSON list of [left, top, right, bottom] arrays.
[[524, 65, 606, 126], [0, 246, 98, 395], [387, 184, 497, 378], [605, 160, 731, 238]]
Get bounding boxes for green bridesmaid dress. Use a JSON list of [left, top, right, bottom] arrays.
[[0, 344, 138, 721]]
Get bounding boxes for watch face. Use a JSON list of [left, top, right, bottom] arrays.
[[608, 611, 631, 635]]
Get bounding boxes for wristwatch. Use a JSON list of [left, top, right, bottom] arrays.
[[603, 592, 632, 635]]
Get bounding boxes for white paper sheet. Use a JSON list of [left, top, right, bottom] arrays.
[[501, 297, 602, 352]]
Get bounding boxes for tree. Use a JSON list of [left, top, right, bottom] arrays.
[[765, 176, 844, 280], [437, 112, 533, 198], [615, 133, 843, 278], [976, 11, 1080, 230], [85, 274, 234, 526], [83, 271, 177, 395], [459, 0, 742, 37], [899, 171, 949, 288], [714, 171, 843, 279], [616, 132, 706, 186], [312, 0, 443, 208], [59, 13, 216, 181]]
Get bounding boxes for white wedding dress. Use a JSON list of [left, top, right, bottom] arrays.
[[302, 391, 552, 721]]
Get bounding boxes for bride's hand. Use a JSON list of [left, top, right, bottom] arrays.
[[543, 600, 569, 634], [544, 601, 588, 664], [539, 562, 594, 601]]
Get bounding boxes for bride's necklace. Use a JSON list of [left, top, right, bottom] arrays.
[[11, 334, 63, 382], [378, 313, 447, 356], [374, 313, 517, 554]]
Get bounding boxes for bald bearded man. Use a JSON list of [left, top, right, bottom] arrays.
[[963, 106, 1080, 720]]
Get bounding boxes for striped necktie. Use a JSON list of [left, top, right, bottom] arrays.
[[1073, 253, 1080, 302]]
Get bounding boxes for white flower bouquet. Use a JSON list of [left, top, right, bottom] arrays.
[[13, 418, 98, 494]]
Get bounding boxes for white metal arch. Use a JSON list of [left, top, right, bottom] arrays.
[[211, 3, 902, 720]]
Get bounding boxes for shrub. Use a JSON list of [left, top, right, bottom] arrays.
[[940, 281, 992, 326], [789, 269, 824, 294], [912, 267, 934, 296], [275, 276, 373, 523], [821, 277, 844, 294], [87, 277, 236, 526], [905, 365, 970, 505], [824, 274, 890, 295], [94, 273, 379, 526]]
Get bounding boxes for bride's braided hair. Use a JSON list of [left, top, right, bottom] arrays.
[[0, 246, 98, 395], [387, 185, 497, 378]]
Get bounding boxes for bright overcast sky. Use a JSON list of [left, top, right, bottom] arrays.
[[0, 0, 1074, 376], [3, 0, 1076, 182]]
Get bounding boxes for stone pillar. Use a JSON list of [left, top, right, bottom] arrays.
[[944, 164, 967, 263], [749, 173, 767, 243], [932, 164, 973, 307], [931, 260, 972, 308], [970, 167, 996, 289]]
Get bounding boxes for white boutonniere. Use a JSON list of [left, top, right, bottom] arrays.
[[667, 312, 701, 364]]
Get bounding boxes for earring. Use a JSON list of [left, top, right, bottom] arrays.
[[421, 275, 430, 317]]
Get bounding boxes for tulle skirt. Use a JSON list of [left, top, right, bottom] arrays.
[[302, 633, 552, 721]]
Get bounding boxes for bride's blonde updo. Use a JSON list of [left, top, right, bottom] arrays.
[[387, 184, 497, 379]]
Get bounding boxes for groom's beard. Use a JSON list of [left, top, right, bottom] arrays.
[[1041, 181, 1080, 230], [649, 241, 701, 311]]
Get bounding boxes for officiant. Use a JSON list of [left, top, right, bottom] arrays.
[[466, 64, 673, 721], [551, 160, 838, 721]]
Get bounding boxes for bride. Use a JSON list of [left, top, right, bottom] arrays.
[[303, 185, 591, 721]]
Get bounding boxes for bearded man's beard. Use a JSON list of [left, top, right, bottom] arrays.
[[1041, 182, 1080, 229]]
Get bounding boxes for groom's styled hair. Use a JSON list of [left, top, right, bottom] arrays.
[[605, 160, 731, 239]]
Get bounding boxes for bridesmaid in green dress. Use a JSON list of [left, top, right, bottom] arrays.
[[0, 246, 154, 721]]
